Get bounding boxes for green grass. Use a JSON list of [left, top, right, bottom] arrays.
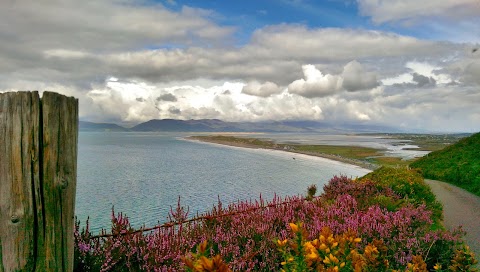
[[292, 144, 380, 160], [410, 132, 480, 197], [191, 135, 276, 147], [372, 156, 411, 167], [191, 135, 424, 168], [360, 167, 444, 226], [365, 133, 465, 152]]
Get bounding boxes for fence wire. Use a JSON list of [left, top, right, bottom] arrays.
[[86, 196, 316, 240]]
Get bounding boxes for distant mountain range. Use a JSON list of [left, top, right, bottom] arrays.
[[80, 119, 403, 133], [79, 121, 130, 132]]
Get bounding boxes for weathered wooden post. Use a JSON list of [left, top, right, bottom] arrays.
[[0, 91, 78, 271]]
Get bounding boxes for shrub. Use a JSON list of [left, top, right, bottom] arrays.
[[360, 167, 443, 224], [74, 169, 475, 271]]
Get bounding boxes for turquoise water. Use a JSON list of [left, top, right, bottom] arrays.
[[76, 132, 370, 232]]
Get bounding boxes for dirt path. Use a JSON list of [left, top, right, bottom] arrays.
[[425, 179, 480, 261]]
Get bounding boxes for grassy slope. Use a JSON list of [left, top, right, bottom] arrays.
[[410, 132, 480, 196]]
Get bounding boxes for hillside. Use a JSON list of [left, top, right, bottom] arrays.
[[410, 132, 480, 196], [131, 119, 247, 132], [130, 119, 400, 133], [79, 119, 401, 133], [131, 119, 316, 132], [79, 121, 130, 132]]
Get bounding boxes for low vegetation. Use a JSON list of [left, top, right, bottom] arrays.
[[190, 135, 390, 168], [360, 167, 443, 226], [410, 132, 480, 196], [376, 133, 467, 152], [191, 133, 467, 169], [74, 168, 477, 271]]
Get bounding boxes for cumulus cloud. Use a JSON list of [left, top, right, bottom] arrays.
[[313, 85, 480, 132], [6, 74, 476, 132], [0, 5, 463, 90], [341, 60, 379, 91], [1, 0, 479, 132], [463, 60, 480, 85], [44, 49, 92, 59], [157, 93, 178, 102], [99, 26, 462, 86], [243, 93, 324, 121], [74, 79, 328, 123], [168, 106, 181, 115], [83, 80, 162, 123], [358, 0, 480, 24], [1, 1, 232, 52], [0, 1, 233, 87], [288, 65, 342, 98], [412, 73, 436, 87], [357, 0, 480, 43], [288, 61, 379, 97], [242, 81, 282, 97], [247, 25, 449, 61], [382, 61, 453, 87], [8, 24, 456, 89]]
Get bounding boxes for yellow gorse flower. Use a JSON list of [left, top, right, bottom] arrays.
[[277, 239, 288, 247], [364, 244, 379, 255], [289, 222, 302, 233], [276, 222, 477, 272], [319, 243, 328, 251], [289, 223, 298, 232], [183, 241, 232, 272], [305, 251, 319, 261], [197, 256, 214, 270], [304, 241, 315, 250], [277, 224, 393, 271]]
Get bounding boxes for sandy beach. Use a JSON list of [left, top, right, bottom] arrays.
[[186, 136, 378, 170]]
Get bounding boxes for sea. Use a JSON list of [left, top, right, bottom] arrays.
[[75, 132, 422, 232]]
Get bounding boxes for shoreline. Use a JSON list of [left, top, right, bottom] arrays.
[[186, 136, 378, 171]]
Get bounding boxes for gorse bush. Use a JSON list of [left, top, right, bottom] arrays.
[[277, 223, 387, 271], [275, 223, 470, 272], [74, 168, 476, 271], [183, 223, 476, 272], [360, 167, 443, 224]]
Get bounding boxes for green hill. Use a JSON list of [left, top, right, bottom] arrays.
[[410, 132, 480, 196]]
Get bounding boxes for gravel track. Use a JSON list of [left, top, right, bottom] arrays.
[[425, 179, 480, 262]]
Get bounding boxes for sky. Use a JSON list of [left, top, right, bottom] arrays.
[[1, 0, 480, 132]]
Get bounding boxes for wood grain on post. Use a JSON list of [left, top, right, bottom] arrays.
[[0, 92, 41, 271], [0, 91, 78, 272], [42, 92, 78, 272]]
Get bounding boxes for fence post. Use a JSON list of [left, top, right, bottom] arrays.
[[0, 91, 78, 271]]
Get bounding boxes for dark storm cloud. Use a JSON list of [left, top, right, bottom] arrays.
[[412, 73, 436, 87], [157, 93, 178, 102]]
